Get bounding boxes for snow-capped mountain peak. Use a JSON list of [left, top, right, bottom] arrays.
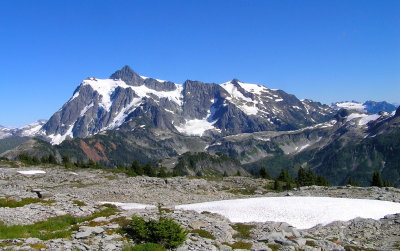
[[38, 66, 335, 144]]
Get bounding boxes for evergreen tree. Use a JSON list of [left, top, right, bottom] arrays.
[[273, 178, 282, 191], [316, 175, 329, 186], [236, 170, 241, 176], [157, 167, 168, 178], [371, 171, 383, 187], [347, 177, 359, 186], [259, 167, 270, 179], [131, 161, 143, 176], [48, 154, 57, 164], [144, 164, 156, 177], [383, 180, 393, 187], [296, 167, 307, 186], [277, 169, 292, 183]]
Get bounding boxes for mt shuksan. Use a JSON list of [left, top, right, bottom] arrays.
[[38, 66, 333, 144]]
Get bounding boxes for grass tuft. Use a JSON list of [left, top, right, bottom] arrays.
[[190, 229, 216, 240], [231, 223, 255, 239], [0, 198, 54, 208]]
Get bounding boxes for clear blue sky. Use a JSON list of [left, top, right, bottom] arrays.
[[0, 0, 399, 127]]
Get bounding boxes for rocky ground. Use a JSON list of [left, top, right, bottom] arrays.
[[0, 161, 399, 250]]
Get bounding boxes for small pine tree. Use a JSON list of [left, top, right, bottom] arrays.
[[284, 181, 292, 191], [144, 164, 156, 177], [371, 171, 383, 187], [347, 177, 359, 186], [277, 169, 292, 183], [273, 179, 282, 191], [383, 180, 393, 187], [157, 167, 168, 178], [259, 167, 270, 179], [131, 161, 144, 176], [223, 171, 228, 177], [236, 170, 241, 176]]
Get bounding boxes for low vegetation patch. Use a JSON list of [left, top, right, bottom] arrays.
[[223, 241, 252, 250], [0, 204, 118, 240], [344, 246, 378, 251], [122, 243, 166, 251], [190, 229, 216, 240], [71, 200, 86, 207], [232, 223, 255, 239], [268, 243, 280, 251], [125, 215, 186, 249], [228, 186, 257, 195], [0, 197, 54, 208]]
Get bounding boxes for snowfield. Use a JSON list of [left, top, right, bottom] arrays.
[[176, 196, 400, 229]]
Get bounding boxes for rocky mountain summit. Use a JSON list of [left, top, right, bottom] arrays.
[[0, 162, 399, 250]]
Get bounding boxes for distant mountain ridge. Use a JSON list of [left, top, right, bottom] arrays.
[[332, 101, 397, 114], [0, 120, 47, 139]]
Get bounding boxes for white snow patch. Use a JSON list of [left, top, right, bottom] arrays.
[[99, 202, 155, 210], [17, 170, 46, 175], [359, 114, 380, 125], [105, 97, 142, 130], [175, 117, 217, 136], [80, 103, 94, 117], [296, 143, 310, 152], [48, 124, 74, 145], [176, 196, 400, 229], [346, 113, 381, 126], [275, 99, 283, 102]]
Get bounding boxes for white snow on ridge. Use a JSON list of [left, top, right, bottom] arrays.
[[237, 81, 268, 95], [220, 81, 259, 115], [176, 197, 400, 229], [82, 78, 128, 111], [82, 78, 183, 111], [220, 81, 252, 103]]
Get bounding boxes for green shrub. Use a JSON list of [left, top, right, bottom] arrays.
[[190, 229, 216, 240], [123, 243, 166, 251], [126, 216, 186, 249]]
